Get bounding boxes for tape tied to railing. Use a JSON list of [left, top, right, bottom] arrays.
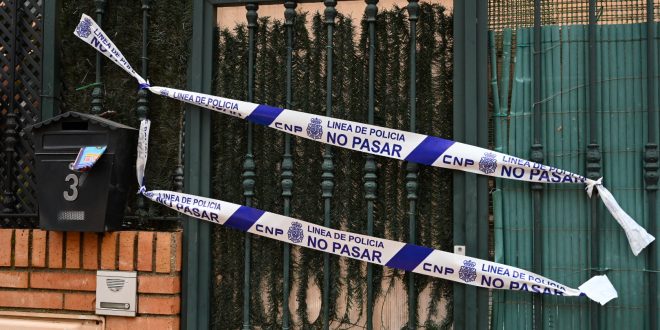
[[74, 13, 654, 256], [135, 119, 617, 305]]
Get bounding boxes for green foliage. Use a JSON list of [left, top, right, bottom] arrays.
[[59, 0, 191, 220], [212, 4, 453, 328]]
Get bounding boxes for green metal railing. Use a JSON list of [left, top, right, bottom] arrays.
[[202, 0, 462, 329]]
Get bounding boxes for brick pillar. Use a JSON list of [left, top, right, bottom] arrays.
[[0, 229, 182, 329]]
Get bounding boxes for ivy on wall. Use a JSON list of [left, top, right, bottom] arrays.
[[212, 4, 454, 329]]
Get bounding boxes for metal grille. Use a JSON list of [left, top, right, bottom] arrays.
[[0, 0, 42, 216], [489, 0, 660, 30]]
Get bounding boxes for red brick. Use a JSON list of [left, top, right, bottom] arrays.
[[0, 271, 28, 288], [31, 230, 47, 267], [101, 232, 118, 270], [174, 231, 182, 272], [0, 229, 12, 266], [13, 229, 29, 267], [64, 292, 96, 311], [119, 231, 136, 271], [155, 233, 172, 273], [31, 272, 96, 291], [82, 232, 99, 270], [137, 231, 154, 272], [105, 316, 179, 330], [0, 290, 63, 309], [138, 275, 180, 294], [65, 232, 81, 269], [138, 296, 180, 315], [48, 231, 64, 268]]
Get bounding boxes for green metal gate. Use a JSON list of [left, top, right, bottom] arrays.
[[184, 1, 463, 329]]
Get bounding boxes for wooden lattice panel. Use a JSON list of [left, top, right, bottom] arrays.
[[1, 0, 42, 215]]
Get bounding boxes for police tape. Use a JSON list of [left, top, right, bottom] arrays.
[[74, 14, 654, 256], [135, 119, 617, 305]]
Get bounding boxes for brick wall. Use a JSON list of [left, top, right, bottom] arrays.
[[0, 229, 182, 329]]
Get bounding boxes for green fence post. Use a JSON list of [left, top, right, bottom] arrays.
[[282, 2, 297, 329], [322, 1, 337, 329], [91, 0, 106, 115], [406, 1, 419, 329], [183, 0, 215, 328], [363, 1, 379, 329], [242, 4, 259, 330], [531, 1, 544, 329], [452, 0, 489, 329], [644, 2, 658, 330], [136, 0, 151, 217], [587, 1, 602, 329]]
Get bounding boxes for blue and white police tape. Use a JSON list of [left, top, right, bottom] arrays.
[[135, 119, 617, 305], [143, 188, 618, 305], [75, 14, 654, 256]]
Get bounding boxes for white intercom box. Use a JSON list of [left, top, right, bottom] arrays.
[[95, 271, 137, 317]]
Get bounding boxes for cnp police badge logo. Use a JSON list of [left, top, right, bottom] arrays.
[[306, 118, 323, 140], [287, 222, 304, 243], [75, 17, 93, 38], [478, 152, 497, 174], [459, 260, 477, 283]]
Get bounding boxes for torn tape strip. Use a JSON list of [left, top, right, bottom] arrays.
[[75, 14, 653, 255]]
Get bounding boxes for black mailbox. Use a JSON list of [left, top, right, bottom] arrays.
[[29, 111, 137, 232]]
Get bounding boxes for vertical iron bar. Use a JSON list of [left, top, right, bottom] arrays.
[[242, 4, 258, 330], [42, 0, 62, 120], [475, 2, 489, 329], [91, 0, 106, 115], [587, 1, 602, 329], [452, 1, 466, 327], [137, 0, 150, 120], [531, 0, 544, 329], [282, 2, 297, 329], [644, 1, 658, 330], [490, 30, 505, 266], [136, 0, 150, 216], [3, 0, 18, 213], [364, 1, 378, 329], [322, 1, 337, 329], [405, 1, 419, 329]]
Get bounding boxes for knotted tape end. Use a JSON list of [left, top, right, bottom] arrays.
[[578, 275, 618, 305], [585, 177, 603, 198], [138, 81, 151, 90], [137, 186, 147, 195]]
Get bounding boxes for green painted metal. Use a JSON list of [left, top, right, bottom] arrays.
[[136, 0, 150, 122], [364, 1, 378, 329], [493, 22, 660, 329], [136, 0, 151, 216], [493, 29, 512, 267], [322, 1, 336, 329], [531, 1, 545, 328], [406, 1, 419, 329], [644, 3, 658, 330], [42, 0, 61, 120], [282, 2, 296, 329], [91, 0, 105, 115], [242, 4, 258, 330], [452, 0, 489, 329], [587, 2, 603, 329], [184, 0, 215, 329]]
